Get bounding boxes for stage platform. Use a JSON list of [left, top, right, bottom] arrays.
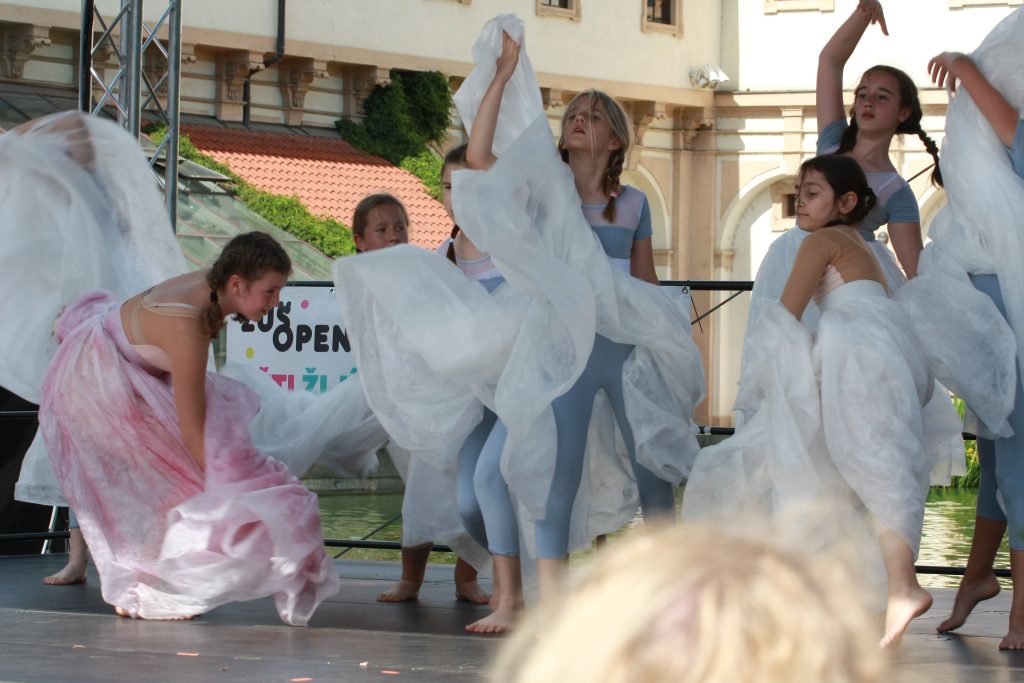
[[1, 554, 1023, 682]]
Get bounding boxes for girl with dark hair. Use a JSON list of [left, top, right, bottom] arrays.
[[40, 230, 343, 623], [752, 0, 942, 325], [686, 154, 938, 647]]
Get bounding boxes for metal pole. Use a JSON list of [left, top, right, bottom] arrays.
[[78, 0, 95, 111], [125, 0, 143, 137], [164, 0, 181, 231]]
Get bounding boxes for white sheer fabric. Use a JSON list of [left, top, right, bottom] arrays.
[[1, 113, 185, 506], [333, 15, 704, 554], [686, 281, 934, 566], [898, 8, 1024, 438]]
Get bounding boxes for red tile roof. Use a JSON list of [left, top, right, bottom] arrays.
[[182, 125, 452, 250]]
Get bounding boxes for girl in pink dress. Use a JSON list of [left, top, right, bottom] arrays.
[[1, 112, 339, 624], [43, 233, 339, 623]]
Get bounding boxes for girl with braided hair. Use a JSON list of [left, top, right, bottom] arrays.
[[752, 0, 943, 324], [465, 31, 691, 598], [333, 15, 703, 614], [686, 155, 938, 647], [39, 230, 342, 623]]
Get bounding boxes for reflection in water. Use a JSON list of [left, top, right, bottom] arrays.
[[317, 488, 1011, 584]]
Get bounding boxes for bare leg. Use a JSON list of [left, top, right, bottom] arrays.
[[377, 543, 430, 602], [537, 556, 568, 603], [937, 516, 1005, 633], [454, 557, 490, 604], [43, 528, 89, 586], [465, 554, 523, 634], [1000, 549, 1024, 649], [879, 529, 933, 647]]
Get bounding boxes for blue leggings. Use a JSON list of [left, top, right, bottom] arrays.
[[456, 409, 520, 556], [971, 274, 1024, 549], [535, 334, 676, 559]]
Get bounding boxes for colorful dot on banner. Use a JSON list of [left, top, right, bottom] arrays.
[[245, 347, 254, 359], [301, 299, 310, 309]]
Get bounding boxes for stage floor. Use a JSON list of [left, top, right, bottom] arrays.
[[1, 554, 1023, 682]]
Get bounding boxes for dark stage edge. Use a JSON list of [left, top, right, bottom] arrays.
[[2, 554, 1024, 682]]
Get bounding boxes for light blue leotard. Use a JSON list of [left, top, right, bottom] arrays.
[[533, 187, 676, 560], [818, 119, 921, 241]]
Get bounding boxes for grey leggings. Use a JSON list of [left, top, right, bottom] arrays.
[[971, 274, 1024, 549], [535, 334, 676, 559], [456, 409, 519, 556]]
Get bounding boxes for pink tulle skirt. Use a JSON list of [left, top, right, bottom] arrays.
[[40, 292, 339, 624]]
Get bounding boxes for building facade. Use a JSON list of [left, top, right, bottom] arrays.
[[1, 0, 1019, 423]]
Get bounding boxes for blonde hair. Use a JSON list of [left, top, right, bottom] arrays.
[[557, 89, 631, 223], [492, 521, 886, 683]]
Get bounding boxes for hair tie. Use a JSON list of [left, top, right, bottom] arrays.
[[210, 290, 219, 304], [609, 190, 619, 199]]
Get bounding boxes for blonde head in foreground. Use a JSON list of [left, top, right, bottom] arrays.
[[492, 521, 886, 683]]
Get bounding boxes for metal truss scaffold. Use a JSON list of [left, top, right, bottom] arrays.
[[79, 0, 182, 231]]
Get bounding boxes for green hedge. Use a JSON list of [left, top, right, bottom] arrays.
[[148, 126, 356, 258], [336, 69, 452, 200]]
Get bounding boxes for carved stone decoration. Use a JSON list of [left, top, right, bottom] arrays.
[[180, 42, 198, 66], [279, 58, 328, 126], [676, 106, 714, 151], [217, 50, 266, 121], [542, 87, 564, 111], [0, 24, 52, 79], [628, 100, 668, 169], [343, 65, 391, 119]]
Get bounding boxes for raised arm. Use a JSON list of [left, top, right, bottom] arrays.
[[779, 236, 833, 320], [163, 327, 211, 471], [817, 1, 889, 133], [465, 32, 520, 170], [928, 52, 1018, 147]]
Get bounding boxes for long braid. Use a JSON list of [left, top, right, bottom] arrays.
[[836, 118, 860, 155], [204, 268, 228, 340], [602, 148, 625, 223], [915, 127, 943, 187]]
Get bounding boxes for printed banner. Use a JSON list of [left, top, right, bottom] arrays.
[[225, 285, 355, 394], [226, 283, 694, 394]]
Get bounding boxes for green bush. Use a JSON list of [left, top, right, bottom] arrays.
[[336, 69, 452, 197], [946, 396, 980, 489], [400, 149, 443, 201], [148, 126, 356, 258]]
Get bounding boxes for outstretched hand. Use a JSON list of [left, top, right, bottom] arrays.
[[857, 0, 888, 36], [495, 31, 520, 83], [928, 52, 968, 93]]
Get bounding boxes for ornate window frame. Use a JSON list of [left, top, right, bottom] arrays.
[[536, 0, 581, 21], [642, 0, 683, 36]]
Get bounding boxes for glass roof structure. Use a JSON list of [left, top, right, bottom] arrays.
[[1, 83, 336, 281]]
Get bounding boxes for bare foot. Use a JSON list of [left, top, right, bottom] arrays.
[[881, 587, 933, 647], [377, 579, 421, 603], [1000, 627, 1024, 649], [43, 563, 87, 586], [465, 604, 518, 634], [455, 579, 491, 605], [937, 573, 1001, 633], [114, 606, 195, 621]]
